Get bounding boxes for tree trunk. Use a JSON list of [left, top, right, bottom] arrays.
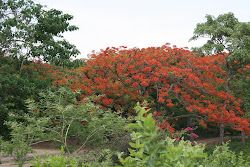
[[154, 86, 161, 112], [219, 67, 231, 146], [219, 123, 224, 146], [241, 131, 246, 145], [155, 101, 161, 113], [187, 117, 194, 143]]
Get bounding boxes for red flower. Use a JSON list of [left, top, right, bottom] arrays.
[[125, 79, 131, 84], [54, 120, 59, 124], [158, 97, 164, 103], [81, 121, 88, 125]]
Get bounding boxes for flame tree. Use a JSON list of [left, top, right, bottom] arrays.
[[55, 44, 250, 136]]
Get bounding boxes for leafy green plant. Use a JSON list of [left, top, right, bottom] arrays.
[[0, 109, 49, 166], [205, 137, 250, 163], [118, 102, 250, 167], [0, 112, 49, 167], [0, 87, 127, 166], [203, 143, 250, 167], [229, 138, 250, 156], [117, 102, 207, 167], [0, 0, 80, 66], [0, 56, 54, 139], [31, 149, 116, 167], [26, 87, 127, 154], [31, 153, 71, 167]]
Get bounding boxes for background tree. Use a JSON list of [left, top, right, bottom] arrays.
[[0, 56, 54, 139], [0, 0, 82, 139], [230, 66, 250, 145], [0, 0, 80, 67], [190, 12, 250, 145]]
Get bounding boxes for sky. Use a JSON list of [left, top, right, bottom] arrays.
[[35, 0, 250, 59]]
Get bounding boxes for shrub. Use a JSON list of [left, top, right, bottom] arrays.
[[31, 149, 116, 167], [0, 87, 127, 166], [25, 87, 128, 154], [118, 102, 250, 167], [0, 110, 49, 167], [30, 103, 250, 167]]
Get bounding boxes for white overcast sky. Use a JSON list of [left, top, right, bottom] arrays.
[[35, 0, 250, 59]]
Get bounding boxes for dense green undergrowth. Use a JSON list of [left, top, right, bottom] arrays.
[[0, 86, 249, 167], [205, 137, 250, 158], [28, 103, 250, 167]]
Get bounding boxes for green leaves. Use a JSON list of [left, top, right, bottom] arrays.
[[0, 108, 49, 166], [26, 87, 128, 154], [143, 116, 155, 130], [129, 140, 144, 149], [118, 103, 250, 166], [0, 56, 54, 139], [31, 154, 68, 167], [0, 0, 80, 67], [190, 12, 250, 69]]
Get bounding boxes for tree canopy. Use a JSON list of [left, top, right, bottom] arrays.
[[0, 0, 80, 66], [48, 44, 250, 135], [189, 12, 250, 68]]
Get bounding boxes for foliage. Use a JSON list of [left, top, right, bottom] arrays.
[[23, 103, 250, 167], [230, 138, 250, 154], [2, 86, 127, 154], [0, 109, 49, 167], [0, 87, 127, 166], [31, 149, 117, 167], [203, 143, 250, 167], [0, 0, 84, 138], [0, 0, 80, 66], [0, 56, 53, 139], [205, 137, 250, 159], [26, 87, 127, 154], [190, 12, 250, 64], [31, 153, 75, 167], [190, 12, 250, 143], [231, 68, 250, 119], [118, 103, 250, 167], [118, 102, 207, 167]]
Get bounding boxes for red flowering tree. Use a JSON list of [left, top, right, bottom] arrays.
[[56, 44, 250, 137]]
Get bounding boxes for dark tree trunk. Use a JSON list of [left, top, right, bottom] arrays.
[[219, 123, 225, 146], [155, 101, 161, 113], [219, 66, 232, 146], [241, 131, 246, 145], [187, 117, 194, 143]]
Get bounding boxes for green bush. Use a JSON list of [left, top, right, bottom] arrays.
[[31, 149, 116, 167], [228, 138, 250, 156], [0, 87, 127, 166], [26, 87, 128, 154], [0, 56, 54, 139], [205, 137, 250, 161], [4, 101, 250, 167], [0, 107, 49, 167], [118, 102, 250, 167]]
